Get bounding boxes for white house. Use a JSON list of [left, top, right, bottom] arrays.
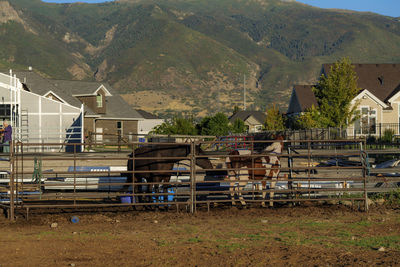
[[0, 70, 82, 151]]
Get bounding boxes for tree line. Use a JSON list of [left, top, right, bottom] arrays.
[[151, 112, 248, 136], [152, 58, 359, 135]]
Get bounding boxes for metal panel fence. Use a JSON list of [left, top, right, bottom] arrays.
[[0, 139, 375, 220], [272, 124, 400, 143]]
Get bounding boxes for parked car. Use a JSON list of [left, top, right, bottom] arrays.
[[371, 159, 400, 188], [318, 158, 362, 167]]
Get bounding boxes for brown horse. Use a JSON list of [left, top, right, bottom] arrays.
[[226, 136, 283, 207], [126, 144, 213, 203]]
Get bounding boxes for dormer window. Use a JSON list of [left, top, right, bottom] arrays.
[[96, 94, 103, 108], [378, 75, 384, 85]]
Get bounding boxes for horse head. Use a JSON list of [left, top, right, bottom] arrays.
[[274, 134, 284, 151]]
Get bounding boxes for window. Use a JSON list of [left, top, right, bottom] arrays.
[[355, 107, 376, 135], [0, 104, 11, 118], [96, 94, 103, 108], [117, 121, 123, 135], [369, 110, 377, 134], [0, 104, 18, 123]]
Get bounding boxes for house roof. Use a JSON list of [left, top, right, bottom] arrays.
[[293, 85, 318, 111], [323, 63, 400, 103], [229, 110, 266, 124], [13, 71, 143, 119], [14, 71, 83, 108], [136, 109, 161, 119]]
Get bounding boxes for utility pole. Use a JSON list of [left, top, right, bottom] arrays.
[[243, 74, 246, 111]]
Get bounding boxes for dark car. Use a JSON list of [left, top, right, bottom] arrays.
[[371, 159, 400, 188]]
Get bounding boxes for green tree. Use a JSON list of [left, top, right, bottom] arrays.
[[151, 116, 197, 135], [313, 57, 361, 128], [296, 105, 322, 129], [264, 104, 285, 131], [231, 118, 247, 134], [199, 112, 231, 136], [232, 106, 241, 115]]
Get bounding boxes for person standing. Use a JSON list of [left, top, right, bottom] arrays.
[[0, 120, 12, 153]]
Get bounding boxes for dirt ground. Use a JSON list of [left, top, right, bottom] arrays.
[[0, 204, 399, 267]]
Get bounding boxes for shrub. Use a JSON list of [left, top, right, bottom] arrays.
[[381, 128, 395, 143]]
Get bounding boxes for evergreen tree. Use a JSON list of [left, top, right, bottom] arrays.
[[313, 57, 361, 128], [264, 104, 285, 131]]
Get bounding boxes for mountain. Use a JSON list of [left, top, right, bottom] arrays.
[[1, 0, 400, 117]]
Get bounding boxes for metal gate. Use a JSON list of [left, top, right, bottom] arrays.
[[0, 139, 372, 220]]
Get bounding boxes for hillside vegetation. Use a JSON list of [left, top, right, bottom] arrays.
[[1, 0, 400, 117]]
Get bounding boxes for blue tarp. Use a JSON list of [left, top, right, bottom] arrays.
[[65, 113, 82, 153]]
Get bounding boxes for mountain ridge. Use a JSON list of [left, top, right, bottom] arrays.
[[1, 0, 400, 117]]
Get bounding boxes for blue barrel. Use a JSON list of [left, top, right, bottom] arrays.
[[167, 188, 174, 202], [71, 216, 79, 223], [120, 196, 133, 203]]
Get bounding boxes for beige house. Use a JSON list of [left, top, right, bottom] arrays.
[[287, 64, 400, 137], [229, 111, 266, 133]]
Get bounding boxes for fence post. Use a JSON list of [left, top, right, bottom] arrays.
[[379, 123, 382, 140], [287, 145, 293, 202], [73, 143, 77, 206], [190, 141, 196, 214], [131, 143, 135, 207], [9, 140, 15, 221], [307, 140, 311, 200], [118, 133, 121, 152], [360, 140, 369, 212]]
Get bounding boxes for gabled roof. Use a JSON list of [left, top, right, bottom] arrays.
[[322, 63, 400, 103], [351, 89, 389, 109], [52, 80, 112, 97], [293, 85, 318, 111], [13, 71, 143, 120], [13, 71, 83, 108], [43, 90, 68, 104], [229, 110, 266, 124]]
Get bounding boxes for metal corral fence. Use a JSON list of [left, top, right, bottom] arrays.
[[0, 138, 374, 220], [269, 123, 400, 143]]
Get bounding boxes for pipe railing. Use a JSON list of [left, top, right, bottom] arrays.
[[0, 138, 385, 220]]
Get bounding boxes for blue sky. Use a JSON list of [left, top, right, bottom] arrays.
[[296, 0, 400, 17], [42, 0, 400, 18], [42, 0, 114, 3]]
